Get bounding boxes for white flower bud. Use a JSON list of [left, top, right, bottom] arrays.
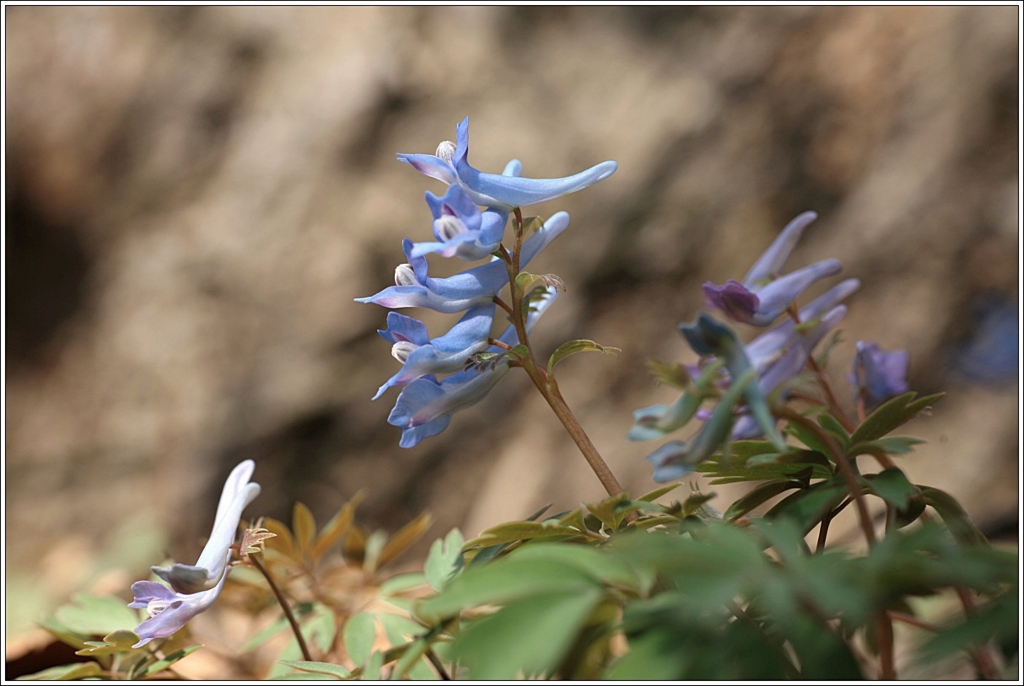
[[435, 140, 457, 164], [391, 341, 419, 363], [394, 263, 418, 286]]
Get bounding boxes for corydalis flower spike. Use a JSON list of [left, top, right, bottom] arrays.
[[398, 117, 617, 211], [356, 212, 569, 313]]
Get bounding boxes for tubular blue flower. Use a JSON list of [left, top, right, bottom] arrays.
[[851, 341, 910, 411], [129, 460, 260, 648], [410, 175, 513, 261], [387, 287, 558, 448], [397, 117, 617, 211], [355, 212, 569, 313], [372, 303, 497, 400], [702, 212, 842, 327]]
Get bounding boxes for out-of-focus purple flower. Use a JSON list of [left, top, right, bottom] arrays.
[[950, 295, 1019, 386], [702, 212, 842, 327], [632, 280, 860, 448], [851, 341, 910, 411], [355, 212, 569, 313], [410, 178, 511, 261], [129, 460, 260, 648], [372, 304, 496, 400], [388, 287, 558, 448], [397, 117, 617, 211]]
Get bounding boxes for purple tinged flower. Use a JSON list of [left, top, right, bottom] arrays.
[[397, 117, 617, 211], [372, 303, 497, 400], [129, 460, 260, 648], [702, 212, 843, 327], [410, 178, 512, 261], [355, 212, 569, 313], [851, 341, 910, 411], [387, 287, 558, 448]]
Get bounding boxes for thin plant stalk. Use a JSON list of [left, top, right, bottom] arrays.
[[249, 553, 314, 662], [501, 208, 625, 499]]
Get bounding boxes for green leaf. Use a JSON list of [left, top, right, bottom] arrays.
[[53, 593, 138, 636], [849, 392, 943, 445], [388, 638, 431, 681], [453, 588, 603, 680], [766, 477, 848, 534], [379, 572, 427, 598], [681, 491, 717, 517], [140, 644, 203, 676], [865, 468, 915, 509], [508, 543, 639, 590], [37, 620, 90, 651], [817, 413, 850, 447], [785, 418, 836, 457], [464, 521, 588, 548], [724, 481, 804, 522], [637, 483, 681, 502], [415, 554, 600, 624], [276, 660, 350, 679], [848, 436, 925, 459], [918, 592, 1019, 664], [698, 450, 830, 484], [362, 650, 384, 681], [15, 661, 103, 680], [425, 528, 464, 592], [547, 339, 620, 376], [75, 629, 141, 656], [919, 486, 989, 547], [343, 612, 377, 666]]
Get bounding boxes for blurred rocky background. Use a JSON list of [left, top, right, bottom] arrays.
[[5, 4, 1018, 651]]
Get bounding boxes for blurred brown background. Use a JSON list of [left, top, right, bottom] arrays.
[[5, 6, 1019, 642]]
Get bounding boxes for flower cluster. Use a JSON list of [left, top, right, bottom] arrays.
[[128, 460, 260, 647], [631, 212, 884, 482], [359, 117, 616, 447]]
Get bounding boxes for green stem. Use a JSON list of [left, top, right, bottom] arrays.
[[249, 553, 314, 662], [501, 209, 624, 499]]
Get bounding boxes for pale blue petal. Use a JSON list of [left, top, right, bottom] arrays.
[[743, 211, 817, 286]]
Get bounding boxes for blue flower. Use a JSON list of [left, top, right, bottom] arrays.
[[355, 212, 569, 313], [702, 212, 842, 327], [397, 117, 617, 211], [410, 179, 511, 261], [387, 287, 558, 448], [851, 341, 909, 411], [129, 460, 260, 647], [372, 304, 496, 400]]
